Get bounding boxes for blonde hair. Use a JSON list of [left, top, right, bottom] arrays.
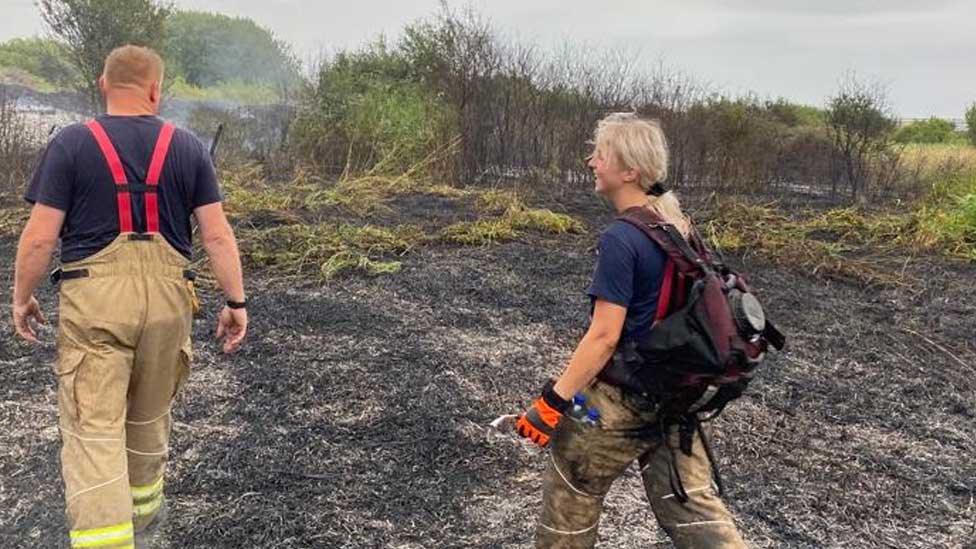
[[593, 112, 691, 236], [103, 45, 164, 88]]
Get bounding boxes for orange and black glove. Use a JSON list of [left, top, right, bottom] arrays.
[[515, 380, 572, 447]]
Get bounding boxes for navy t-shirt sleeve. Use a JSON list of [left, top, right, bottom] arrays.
[[189, 136, 221, 208], [24, 139, 73, 211], [587, 231, 635, 307]]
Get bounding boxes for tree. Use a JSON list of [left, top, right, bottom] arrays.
[[38, 0, 171, 112], [966, 103, 976, 146], [164, 11, 301, 95], [825, 74, 898, 202]]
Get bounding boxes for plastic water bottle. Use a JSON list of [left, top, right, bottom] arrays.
[[568, 393, 600, 428], [570, 394, 587, 419], [584, 408, 601, 427]]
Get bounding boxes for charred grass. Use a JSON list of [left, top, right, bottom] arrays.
[[0, 173, 974, 548]]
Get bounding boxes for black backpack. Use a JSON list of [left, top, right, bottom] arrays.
[[599, 206, 786, 501]]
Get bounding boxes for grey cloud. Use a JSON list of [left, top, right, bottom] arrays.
[[1, 0, 973, 118], [701, 0, 962, 15]]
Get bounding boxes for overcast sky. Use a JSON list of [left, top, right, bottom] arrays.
[[2, 0, 973, 118]]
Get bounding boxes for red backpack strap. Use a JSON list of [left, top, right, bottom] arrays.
[[616, 207, 698, 267], [617, 207, 710, 322], [85, 119, 134, 233], [653, 259, 676, 322], [617, 207, 712, 273], [144, 122, 175, 233]]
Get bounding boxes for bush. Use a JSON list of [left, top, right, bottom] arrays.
[[684, 97, 784, 191], [894, 117, 959, 144], [966, 103, 976, 146], [764, 98, 825, 128], [0, 37, 78, 90], [0, 90, 40, 205], [289, 42, 456, 178], [824, 75, 899, 202], [914, 171, 976, 259]]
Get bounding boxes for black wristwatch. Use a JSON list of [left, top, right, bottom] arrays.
[[226, 299, 247, 310]]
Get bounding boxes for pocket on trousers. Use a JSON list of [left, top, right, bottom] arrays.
[[551, 421, 599, 489], [172, 341, 192, 399], [55, 348, 85, 423]]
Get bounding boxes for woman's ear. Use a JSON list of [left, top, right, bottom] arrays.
[[623, 167, 640, 184]]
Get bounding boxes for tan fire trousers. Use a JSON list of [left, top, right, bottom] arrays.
[[536, 381, 747, 549], [55, 233, 194, 548]]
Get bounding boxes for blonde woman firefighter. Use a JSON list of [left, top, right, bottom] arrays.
[[515, 113, 749, 548], [12, 45, 247, 548]]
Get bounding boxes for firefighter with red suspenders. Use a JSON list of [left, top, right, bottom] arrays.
[[12, 45, 247, 548]]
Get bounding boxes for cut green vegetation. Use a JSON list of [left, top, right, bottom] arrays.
[[704, 174, 976, 288], [442, 203, 584, 245], [219, 166, 585, 279], [239, 223, 425, 280]]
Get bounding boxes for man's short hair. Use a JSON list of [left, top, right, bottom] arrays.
[[103, 45, 164, 88]]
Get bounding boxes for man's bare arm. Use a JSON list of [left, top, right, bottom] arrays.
[[12, 203, 65, 342], [194, 202, 244, 302], [14, 203, 64, 302], [194, 202, 247, 353]]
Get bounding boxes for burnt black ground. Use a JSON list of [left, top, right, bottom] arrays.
[[1, 182, 974, 548]]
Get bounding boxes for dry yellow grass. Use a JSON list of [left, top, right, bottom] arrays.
[[901, 143, 976, 184], [903, 143, 976, 166]]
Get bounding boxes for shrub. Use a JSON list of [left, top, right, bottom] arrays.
[[894, 117, 959, 144], [824, 75, 899, 202], [289, 42, 456, 178], [0, 37, 78, 90], [0, 90, 39, 205], [966, 103, 976, 146]]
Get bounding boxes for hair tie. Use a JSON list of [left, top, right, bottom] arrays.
[[648, 182, 668, 196]]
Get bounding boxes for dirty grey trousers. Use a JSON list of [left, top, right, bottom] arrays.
[[536, 381, 747, 548]]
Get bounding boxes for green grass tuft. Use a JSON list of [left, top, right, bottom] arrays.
[[240, 223, 424, 279]]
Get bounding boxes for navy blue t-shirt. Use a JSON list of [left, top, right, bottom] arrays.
[[25, 114, 221, 263], [587, 220, 668, 339]]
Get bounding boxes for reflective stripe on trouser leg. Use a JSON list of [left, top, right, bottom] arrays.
[[69, 521, 134, 548], [641, 427, 747, 549], [131, 476, 165, 522], [126, 406, 171, 531]]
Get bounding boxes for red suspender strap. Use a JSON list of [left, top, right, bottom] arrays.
[[654, 259, 676, 322], [85, 120, 134, 233], [145, 122, 175, 233]]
